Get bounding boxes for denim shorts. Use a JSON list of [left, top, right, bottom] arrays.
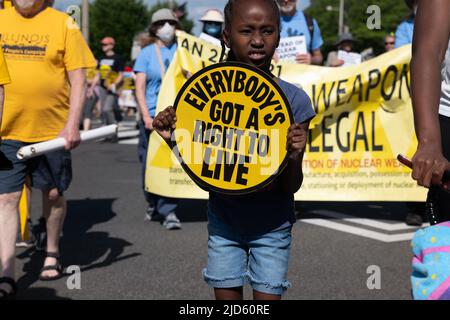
[[203, 210, 292, 295], [0, 140, 72, 195]]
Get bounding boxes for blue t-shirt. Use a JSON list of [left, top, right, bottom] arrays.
[[395, 18, 414, 48], [208, 80, 316, 236], [133, 43, 177, 117], [280, 11, 324, 52]]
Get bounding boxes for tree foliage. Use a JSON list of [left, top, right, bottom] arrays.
[[89, 0, 194, 62], [305, 0, 412, 56], [90, 0, 150, 61]]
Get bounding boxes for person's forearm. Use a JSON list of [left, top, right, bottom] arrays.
[[67, 70, 86, 129], [410, 0, 450, 148], [281, 154, 304, 194], [411, 53, 442, 147], [135, 80, 151, 120]]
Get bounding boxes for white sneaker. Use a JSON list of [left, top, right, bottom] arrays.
[[162, 213, 181, 230]]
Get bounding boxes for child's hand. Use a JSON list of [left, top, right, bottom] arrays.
[[153, 106, 177, 142], [287, 123, 307, 160]]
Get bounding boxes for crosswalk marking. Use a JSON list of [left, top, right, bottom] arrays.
[[302, 218, 417, 243], [302, 210, 429, 243], [310, 210, 424, 231]]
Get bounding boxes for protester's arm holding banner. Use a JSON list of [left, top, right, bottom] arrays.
[[135, 73, 153, 130], [58, 68, 86, 150], [411, 0, 450, 188]]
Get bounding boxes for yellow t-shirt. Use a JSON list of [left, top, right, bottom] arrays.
[[0, 7, 96, 142], [0, 46, 10, 85]]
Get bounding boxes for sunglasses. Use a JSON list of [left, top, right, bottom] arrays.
[[154, 20, 177, 27], [101, 43, 113, 46], [385, 42, 395, 45]]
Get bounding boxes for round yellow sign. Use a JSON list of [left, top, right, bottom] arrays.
[[172, 62, 293, 194]]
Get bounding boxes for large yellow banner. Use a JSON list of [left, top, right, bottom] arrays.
[[146, 31, 426, 201]]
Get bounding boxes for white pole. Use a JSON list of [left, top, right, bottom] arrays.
[[339, 0, 344, 35], [82, 0, 89, 43]]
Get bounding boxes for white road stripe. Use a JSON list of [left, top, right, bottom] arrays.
[[302, 218, 416, 243], [310, 209, 429, 231], [118, 138, 139, 145], [117, 130, 139, 139]]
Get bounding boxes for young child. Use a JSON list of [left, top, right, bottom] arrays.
[[153, 0, 315, 300]]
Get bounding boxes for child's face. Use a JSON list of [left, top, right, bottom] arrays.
[[223, 0, 280, 70]]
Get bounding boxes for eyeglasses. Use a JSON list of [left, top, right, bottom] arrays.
[[385, 42, 395, 45], [101, 43, 112, 46]]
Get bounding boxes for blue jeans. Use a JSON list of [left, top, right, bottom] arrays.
[[138, 121, 177, 217], [203, 210, 292, 295]]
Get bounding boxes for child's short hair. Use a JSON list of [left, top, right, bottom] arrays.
[[220, 0, 281, 62], [223, 0, 281, 31]]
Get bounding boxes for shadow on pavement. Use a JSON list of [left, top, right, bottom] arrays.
[[16, 198, 141, 298]]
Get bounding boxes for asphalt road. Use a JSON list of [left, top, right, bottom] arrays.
[[14, 140, 422, 300]]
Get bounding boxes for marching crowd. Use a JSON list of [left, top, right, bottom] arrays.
[[0, 0, 449, 301]]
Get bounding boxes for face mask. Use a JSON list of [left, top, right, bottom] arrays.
[[157, 22, 176, 43], [204, 22, 222, 38], [279, 1, 296, 15]]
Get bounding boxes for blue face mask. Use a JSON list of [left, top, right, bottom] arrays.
[[203, 22, 222, 38]]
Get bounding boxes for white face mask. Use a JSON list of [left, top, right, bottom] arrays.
[[157, 22, 176, 44], [279, 1, 296, 15]]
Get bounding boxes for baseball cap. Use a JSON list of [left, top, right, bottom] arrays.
[[101, 37, 115, 46], [151, 8, 179, 24]]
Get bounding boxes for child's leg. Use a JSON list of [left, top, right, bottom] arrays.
[[247, 226, 293, 300], [253, 291, 281, 300], [203, 211, 248, 300], [215, 287, 243, 300]]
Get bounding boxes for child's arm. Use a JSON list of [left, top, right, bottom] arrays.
[[280, 122, 310, 194], [153, 106, 177, 143]]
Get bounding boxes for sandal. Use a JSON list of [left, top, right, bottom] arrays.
[[39, 252, 64, 281], [0, 277, 17, 300]]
